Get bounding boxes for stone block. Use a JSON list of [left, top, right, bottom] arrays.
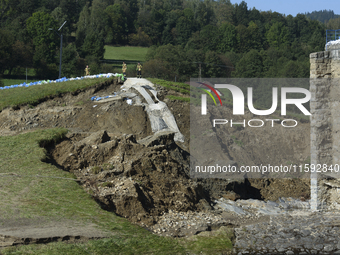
[[315, 59, 325, 63], [310, 52, 319, 58]]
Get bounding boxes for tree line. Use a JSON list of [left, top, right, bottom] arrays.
[[305, 10, 340, 24], [0, 0, 337, 81]]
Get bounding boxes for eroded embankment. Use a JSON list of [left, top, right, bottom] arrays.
[[0, 77, 312, 244]]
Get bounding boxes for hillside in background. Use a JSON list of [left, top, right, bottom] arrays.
[[305, 9, 340, 23], [0, 0, 335, 82]]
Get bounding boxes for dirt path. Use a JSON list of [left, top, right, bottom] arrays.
[[0, 218, 109, 247]]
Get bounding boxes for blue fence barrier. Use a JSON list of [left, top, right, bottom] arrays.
[[0, 73, 124, 90]]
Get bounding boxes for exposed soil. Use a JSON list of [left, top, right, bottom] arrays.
[[0, 78, 152, 139], [0, 77, 312, 243]]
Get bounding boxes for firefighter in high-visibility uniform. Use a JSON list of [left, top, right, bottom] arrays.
[[84, 65, 90, 76], [136, 62, 142, 78], [122, 62, 127, 78]]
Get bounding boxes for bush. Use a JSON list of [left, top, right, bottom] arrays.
[[101, 63, 114, 74], [35, 63, 59, 80], [129, 27, 152, 47], [85, 55, 101, 75], [143, 59, 172, 79], [61, 44, 79, 78]]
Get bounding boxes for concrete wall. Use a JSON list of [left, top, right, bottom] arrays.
[[310, 50, 340, 210]]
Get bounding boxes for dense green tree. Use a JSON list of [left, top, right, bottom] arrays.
[[8, 40, 33, 75], [59, 0, 79, 25], [281, 60, 302, 78], [17, 0, 39, 16], [161, 9, 182, 45], [326, 17, 340, 29], [51, 7, 70, 43], [162, 0, 183, 12], [232, 1, 248, 26], [0, 0, 18, 23], [214, 0, 233, 26], [218, 22, 237, 53], [60, 44, 79, 78], [90, 0, 109, 34], [261, 47, 280, 76], [40, 0, 59, 12], [123, 0, 139, 35], [235, 24, 250, 52], [105, 4, 128, 45], [247, 21, 263, 50], [266, 22, 290, 49], [75, 1, 106, 58], [0, 29, 13, 74], [81, 29, 105, 59], [233, 49, 263, 77], [305, 10, 339, 23], [309, 30, 325, 52], [26, 11, 58, 70], [153, 44, 185, 64], [203, 50, 227, 77], [286, 15, 298, 41], [248, 7, 263, 24], [129, 27, 152, 46], [185, 31, 201, 51], [143, 59, 172, 79], [199, 24, 219, 52], [262, 11, 286, 26], [148, 44, 185, 79], [196, 0, 215, 29], [224, 51, 240, 70], [175, 8, 195, 46], [184, 24, 219, 53], [148, 8, 167, 44], [294, 14, 310, 43], [75, 3, 90, 52], [33, 44, 58, 78]]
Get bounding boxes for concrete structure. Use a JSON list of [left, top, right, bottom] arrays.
[[310, 49, 340, 210]]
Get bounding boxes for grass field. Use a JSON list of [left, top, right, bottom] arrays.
[[2, 79, 36, 87], [104, 45, 149, 62], [0, 78, 234, 254]]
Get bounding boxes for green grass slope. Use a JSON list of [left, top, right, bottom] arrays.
[[0, 77, 112, 111], [104, 46, 148, 62]]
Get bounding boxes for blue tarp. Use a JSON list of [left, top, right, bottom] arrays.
[[1, 73, 122, 91]]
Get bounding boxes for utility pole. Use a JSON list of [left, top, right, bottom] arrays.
[[49, 21, 67, 79]]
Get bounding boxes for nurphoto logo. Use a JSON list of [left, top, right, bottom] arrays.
[[190, 78, 312, 179], [199, 82, 311, 128]]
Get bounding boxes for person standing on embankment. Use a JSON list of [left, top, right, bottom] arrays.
[[84, 65, 90, 76], [136, 62, 142, 78], [122, 62, 127, 78]]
